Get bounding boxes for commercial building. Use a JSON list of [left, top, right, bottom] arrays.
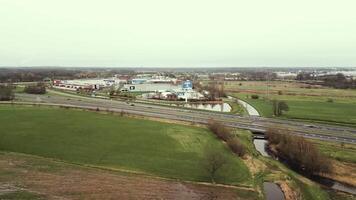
[[52, 78, 125, 91], [140, 80, 205, 101], [121, 83, 180, 92]]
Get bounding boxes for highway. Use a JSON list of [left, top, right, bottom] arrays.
[[8, 91, 356, 144]]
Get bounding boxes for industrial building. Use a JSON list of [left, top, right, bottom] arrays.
[[140, 80, 205, 101], [52, 76, 204, 101], [121, 83, 180, 92], [52, 78, 125, 91]]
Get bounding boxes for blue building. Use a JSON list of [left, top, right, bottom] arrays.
[[130, 79, 147, 84], [182, 80, 193, 90]]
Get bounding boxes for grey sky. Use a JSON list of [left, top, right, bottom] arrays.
[[1, 0, 356, 67]]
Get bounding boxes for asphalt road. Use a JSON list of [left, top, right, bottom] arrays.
[[8, 91, 356, 144]]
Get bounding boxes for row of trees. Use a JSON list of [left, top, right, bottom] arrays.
[[203, 120, 246, 183], [266, 128, 331, 175], [207, 120, 246, 157], [297, 72, 356, 89], [0, 68, 136, 83], [24, 83, 46, 94], [0, 85, 14, 101], [194, 81, 226, 100]]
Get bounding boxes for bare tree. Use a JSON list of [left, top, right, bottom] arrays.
[[272, 100, 289, 116], [203, 146, 228, 183], [266, 127, 331, 175]]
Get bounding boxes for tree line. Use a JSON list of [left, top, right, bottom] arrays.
[[194, 81, 226, 101], [207, 120, 246, 157], [266, 128, 331, 175], [24, 83, 46, 94], [0, 68, 136, 83], [203, 120, 246, 183], [0, 85, 15, 101], [297, 72, 356, 89]]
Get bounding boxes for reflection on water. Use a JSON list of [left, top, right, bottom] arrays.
[[180, 103, 232, 112], [331, 182, 356, 195], [263, 182, 285, 200], [253, 139, 270, 157], [315, 177, 356, 195]]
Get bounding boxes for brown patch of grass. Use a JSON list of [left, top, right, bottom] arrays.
[[321, 160, 356, 187], [279, 182, 303, 200], [242, 156, 266, 176]]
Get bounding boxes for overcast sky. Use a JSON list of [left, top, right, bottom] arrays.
[[1, 0, 356, 68]]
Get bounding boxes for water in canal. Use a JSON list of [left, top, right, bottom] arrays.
[[263, 182, 285, 200], [253, 139, 270, 157], [181, 103, 232, 112], [253, 137, 356, 195], [315, 177, 356, 195]]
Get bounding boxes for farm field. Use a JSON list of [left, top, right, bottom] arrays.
[[0, 105, 251, 186], [225, 81, 356, 125], [0, 152, 255, 200]]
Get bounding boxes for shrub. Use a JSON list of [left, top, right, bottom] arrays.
[[207, 120, 231, 141], [120, 110, 126, 116], [251, 94, 259, 99], [327, 98, 334, 103], [227, 138, 246, 157], [24, 83, 46, 94], [272, 100, 289, 116], [0, 85, 14, 101], [207, 120, 246, 158], [278, 90, 283, 95]]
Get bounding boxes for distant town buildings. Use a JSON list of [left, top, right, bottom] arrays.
[[53, 75, 205, 101]]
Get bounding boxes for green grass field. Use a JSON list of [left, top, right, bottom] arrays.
[[231, 93, 356, 125], [312, 140, 356, 163], [225, 81, 356, 125], [0, 105, 251, 185]]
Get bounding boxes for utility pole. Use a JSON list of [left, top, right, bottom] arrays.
[[266, 70, 270, 100]]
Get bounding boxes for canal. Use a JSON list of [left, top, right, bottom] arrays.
[[252, 134, 356, 195]]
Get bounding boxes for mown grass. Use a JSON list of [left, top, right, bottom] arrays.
[[225, 80, 356, 125], [0, 105, 251, 185], [225, 99, 247, 115], [13, 85, 25, 93], [230, 92, 356, 125]]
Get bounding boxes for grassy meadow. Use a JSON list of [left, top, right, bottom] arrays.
[[0, 105, 251, 185], [313, 140, 356, 163], [225, 81, 356, 125]]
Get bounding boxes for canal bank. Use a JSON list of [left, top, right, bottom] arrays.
[[252, 134, 356, 196], [227, 96, 260, 116]]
